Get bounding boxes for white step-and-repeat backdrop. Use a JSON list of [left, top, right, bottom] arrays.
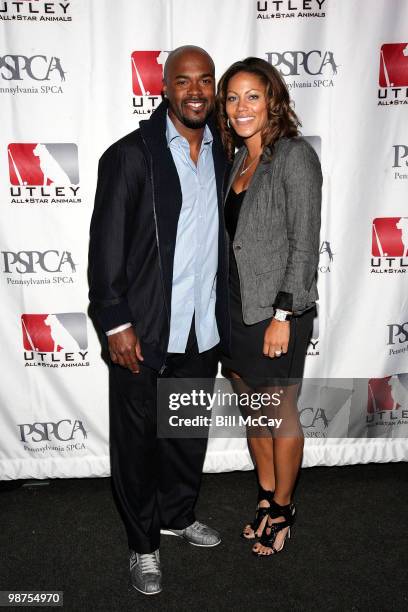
[[1, 0, 407, 479]]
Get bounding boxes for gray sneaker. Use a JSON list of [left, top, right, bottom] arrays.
[[129, 549, 162, 595], [161, 520, 221, 547]]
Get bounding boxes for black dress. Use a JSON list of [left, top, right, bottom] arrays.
[[222, 188, 315, 387]]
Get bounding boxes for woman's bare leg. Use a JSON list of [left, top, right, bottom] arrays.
[[229, 371, 275, 537], [252, 384, 304, 554]]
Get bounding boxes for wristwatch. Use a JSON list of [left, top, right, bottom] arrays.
[[273, 309, 293, 322]]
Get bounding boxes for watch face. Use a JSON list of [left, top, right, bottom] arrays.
[[274, 309, 292, 321]]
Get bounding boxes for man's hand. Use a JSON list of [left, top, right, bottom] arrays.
[[263, 319, 290, 359], [108, 327, 144, 373]]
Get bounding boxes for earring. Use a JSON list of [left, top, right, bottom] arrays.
[[227, 118, 230, 128]]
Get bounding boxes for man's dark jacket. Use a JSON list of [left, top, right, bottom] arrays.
[[88, 100, 230, 371]]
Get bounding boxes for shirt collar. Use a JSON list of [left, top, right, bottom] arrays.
[[166, 111, 213, 147]]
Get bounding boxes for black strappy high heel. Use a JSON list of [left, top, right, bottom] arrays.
[[241, 486, 274, 540], [253, 499, 296, 556]]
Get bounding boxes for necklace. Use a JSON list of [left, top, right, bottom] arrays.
[[239, 152, 261, 176]]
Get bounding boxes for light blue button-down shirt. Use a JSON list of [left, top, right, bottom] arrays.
[[166, 113, 219, 353]]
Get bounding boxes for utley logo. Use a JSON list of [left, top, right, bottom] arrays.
[[0, 1, 71, 23], [378, 43, 408, 106], [371, 217, 408, 273], [367, 375, 408, 429], [21, 312, 89, 368], [2, 249, 77, 287], [392, 145, 408, 180], [7, 143, 80, 205], [0, 54, 67, 94], [265, 49, 338, 90], [256, 0, 326, 20], [131, 50, 169, 115], [18, 419, 88, 453]]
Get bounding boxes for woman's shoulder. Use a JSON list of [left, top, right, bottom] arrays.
[[275, 135, 316, 156], [275, 136, 321, 173]]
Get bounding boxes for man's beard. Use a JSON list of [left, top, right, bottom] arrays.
[[181, 115, 209, 129], [178, 99, 214, 129]]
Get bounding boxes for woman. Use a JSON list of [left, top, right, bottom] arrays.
[[217, 57, 322, 557]]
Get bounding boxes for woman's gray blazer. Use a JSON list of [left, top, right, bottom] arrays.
[[226, 136, 322, 324]]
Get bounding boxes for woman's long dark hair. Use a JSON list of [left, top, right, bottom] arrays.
[[216, 57, 301, 161]]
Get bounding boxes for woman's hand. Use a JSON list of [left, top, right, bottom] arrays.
[[263, 319, 290, 358]]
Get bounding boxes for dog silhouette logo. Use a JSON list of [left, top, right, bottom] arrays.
[[367, 375, 408, 413], [372, 217, 408, 257], [8, 143, 79, 186], [379, 43, 408, 87], [131, 50, 169, 96], [21, 313, 87, 352]]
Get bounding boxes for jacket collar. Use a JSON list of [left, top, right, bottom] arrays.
[[138, 99, 169, 153], [139, 99, 219, 149], [136, 99, 228, 312], [139, 99, 227, 206], [166, 112, 214, 147], [227, 141, 286, 243], [225, 139, 289, 202]]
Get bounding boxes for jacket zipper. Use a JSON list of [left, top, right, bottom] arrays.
[[221, 165, 232, 347], [140, 133, 170, 374]]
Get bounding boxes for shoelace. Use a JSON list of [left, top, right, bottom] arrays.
[[139, 553, 160, 574], [190, 520, 206, 532]]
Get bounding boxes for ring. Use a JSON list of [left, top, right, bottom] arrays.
[[275, 350, 282, 356]]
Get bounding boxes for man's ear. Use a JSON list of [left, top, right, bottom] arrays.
[[162, 79, 167, 97]]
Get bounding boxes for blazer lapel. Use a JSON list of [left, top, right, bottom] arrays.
[[227, 147, 276, 243], [234, 161, 270, 242], [224, 147, 246, 203]]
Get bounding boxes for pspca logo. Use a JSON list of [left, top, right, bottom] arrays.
[[371, 217, 408, 273], [0, 53, 67, 94], [7, 143, 80, 205], [367, 375, 408, 429], [0, 1, 72, 23], [18, 418, 88, 453], [21, 312, 89, 368], [265, 48, 338, 90], [298, 380, 352, 438], [2, 249, 77, 287], [319, 240, 334, 273], [256, 0, 326, 20], [378, 43, 408, 106], [307, 304, 319, 356], [387, 319, 408, 358], [131, 50, 169, 115], [392, 145, 408, 180]]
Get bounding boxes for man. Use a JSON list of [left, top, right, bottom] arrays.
[[88, 46, 229, 596]]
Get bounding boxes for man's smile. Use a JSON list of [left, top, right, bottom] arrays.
[[183, 100, 207, 111]]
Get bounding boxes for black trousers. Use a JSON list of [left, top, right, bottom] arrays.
[[108, 322, 219, 553]]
